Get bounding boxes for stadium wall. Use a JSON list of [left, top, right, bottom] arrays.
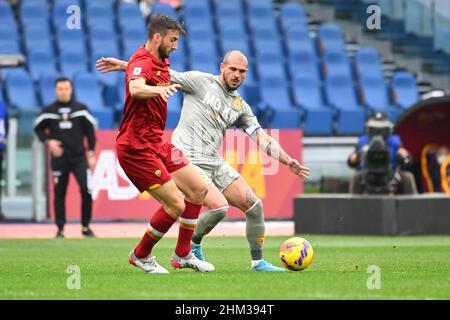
[[294, 195, 450, 235]]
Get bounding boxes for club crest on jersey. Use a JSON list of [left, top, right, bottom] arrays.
[[156, 71, 161, 76], [232, 97, 242, 111], [133, 67, 142, 76], [154, 169, 162, 177]]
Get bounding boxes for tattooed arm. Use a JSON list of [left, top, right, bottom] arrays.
[[249, 129, 310, 180]]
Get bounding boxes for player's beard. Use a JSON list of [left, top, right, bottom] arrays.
[[225, 78, 241, 91], [158, 44, 171, 60]]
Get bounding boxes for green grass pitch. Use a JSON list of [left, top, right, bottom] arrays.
[[1, 235, 449, 299]]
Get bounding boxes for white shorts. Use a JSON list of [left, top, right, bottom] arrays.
[[193, 160, 240, 192]]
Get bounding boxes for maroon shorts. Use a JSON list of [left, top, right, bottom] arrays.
[[117, 142, 189, 193]]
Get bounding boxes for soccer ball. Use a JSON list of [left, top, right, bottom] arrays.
[[279, 237, 314, 271]]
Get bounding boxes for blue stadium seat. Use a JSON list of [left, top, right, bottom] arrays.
[[39, 73, 61, 106], [119, 3, 146, 31], [259, 75, 301, 129], [354, 47, 384, 79], [150, 2, 178, 20], [54, 0, 81, 6], [248, 8, 277, 32], [0, 28, 20, 53], [122, 25, 146, 45], [170, 59, 187, 73], [335, 110, 366, 135], [259, 75, 294, 110], [214, 0, 244, 11], [166, 109, 182, 129], [73, 72, 114, 129], [221, 38, 252, 59], [279, 2, 308, 31], [86, 4, 115, 31], [293, 75, 327, 110], [60, 50, 89, 78], [246, 0, 272, 10], [115, 74, 126, 112], [256, 50, 285, 79], [24, 25, 53, 53], [293, 75, 333, 135], [56, 27, 86, 55], [90, 26, 121, 57], [217, 17, 247, 35], [359, 75, 394, 112], [0, 2, 15, 25], [122, 26, 146, 59], [216, 5, 244, 21], [118, 2, 142, 21], [0, 39, 21, 55], [166, 93, 182, 129], [325, 73, 366, 135], [317, 23, 346, 53], [5, 70, 38, 110], [325, 73, 362, 110], [28, 49, 58, 81], [188, 40, 218, 62], [285, 26, 315, 56], [322, 49, 352, 78], [190, 52, 218, 74], [391, 71, 419, 109], [183, 1, 213, 26], [187, 27, 215, 44], [288, 49, 321, 82], [20, 1, 48, 27], [0, 67, 27, 79], [253, 26, 282, 50]]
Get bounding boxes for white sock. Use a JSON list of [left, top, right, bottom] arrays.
[[251, 259, 263, 268]]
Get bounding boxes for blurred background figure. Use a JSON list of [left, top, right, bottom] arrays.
[[347, 112, 417, 195], [33, 78, 97, 238], [428, 145, 450, 193]]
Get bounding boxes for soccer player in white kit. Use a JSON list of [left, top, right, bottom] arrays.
[[97, 51, 310, 271]]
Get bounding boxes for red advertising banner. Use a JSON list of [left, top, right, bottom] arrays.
[[48, 129, 303, 220]]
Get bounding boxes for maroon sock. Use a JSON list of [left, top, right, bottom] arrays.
[[134, 206, 177, 259], [175, 200, 202, 258]]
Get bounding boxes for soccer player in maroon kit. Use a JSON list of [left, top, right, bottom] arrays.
[[118, 15, 214, 273]]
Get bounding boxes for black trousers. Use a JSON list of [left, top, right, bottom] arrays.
[[51, 155, 92, 229]]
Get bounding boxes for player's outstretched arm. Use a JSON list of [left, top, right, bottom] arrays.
[[129, 78, 180, 101], [96, 57, 128, 73], [251, 129, 310, 180]]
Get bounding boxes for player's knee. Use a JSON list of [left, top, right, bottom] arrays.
[[245, 199, 263, 217], [211, 205, 229, 220], [243, 196, 263, 213], [186, 185, 208, 205], [164, 199, 186, 217]]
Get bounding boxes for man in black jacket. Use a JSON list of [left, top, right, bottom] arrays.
[[34, 77, 97, 238]]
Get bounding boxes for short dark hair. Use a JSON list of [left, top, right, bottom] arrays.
[[54, 77, 72, 87], [147, 14, 185, 40]]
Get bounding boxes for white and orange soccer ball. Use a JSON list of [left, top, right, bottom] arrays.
[[279, 237, 314, 271]]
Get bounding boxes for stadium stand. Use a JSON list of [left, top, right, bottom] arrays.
[[0, 0, 444, 136]]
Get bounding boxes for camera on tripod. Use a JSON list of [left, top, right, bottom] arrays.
[[355, 113, 399, 194]]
